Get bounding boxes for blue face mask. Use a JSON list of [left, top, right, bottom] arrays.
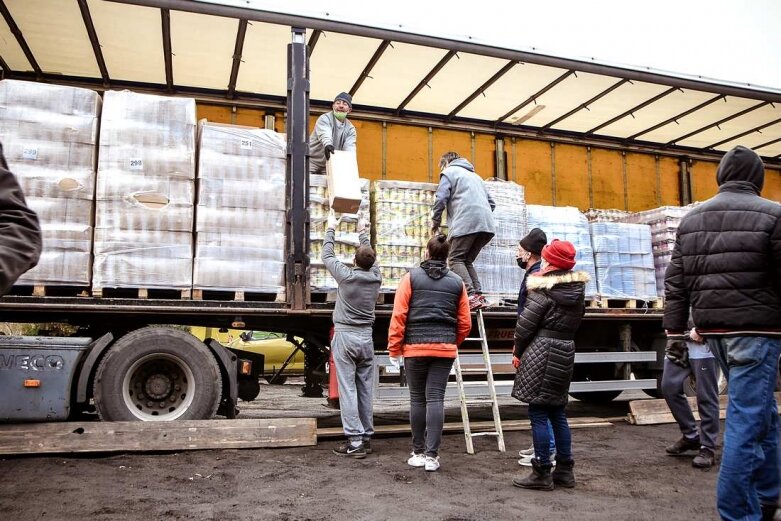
[[334, 111, 347, 121]]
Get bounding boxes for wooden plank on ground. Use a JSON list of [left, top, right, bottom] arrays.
[[628, 392, 781, 425], [0, 418, 316, 455], [317, 416, 615, 438]]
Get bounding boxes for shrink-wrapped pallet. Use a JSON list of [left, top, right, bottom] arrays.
[[474, 179, 527, 299], [93, 91, 196, 290], [309, 174, 370, 291], [370, 180, 439, 292], [193, 122, 286, 292], [618, 205, 695, 296], [590, 222, 657, 300], [526, 205, 598, 297], [0, 79, 101, 286], [584, 208, 632, 223]]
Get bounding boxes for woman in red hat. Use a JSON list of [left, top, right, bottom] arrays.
[[510, 239, 590, 491]]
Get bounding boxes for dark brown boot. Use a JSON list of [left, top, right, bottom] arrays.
[[512, 458, 553, 491], [552, 457, 575, 488]]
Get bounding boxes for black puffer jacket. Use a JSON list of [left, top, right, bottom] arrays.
[[664, 145, 781, 334], [511, 270, 588, 406]]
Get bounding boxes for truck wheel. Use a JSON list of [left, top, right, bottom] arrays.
[[93, 327, 222, 421], [238, 376, 261, 401]]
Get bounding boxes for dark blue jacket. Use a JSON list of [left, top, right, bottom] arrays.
[[517, 260, 541, 315]]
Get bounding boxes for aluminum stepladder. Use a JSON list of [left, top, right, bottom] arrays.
[[453, 308, 506, 454]]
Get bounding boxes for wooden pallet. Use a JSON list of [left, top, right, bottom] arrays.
[[317, 416, 615, 438], [594, 298, 664, 309], [0, 418, 316, 455], [628, 392, 781, 425], [191, 289, 285, 302], [92, 287, 192, 299], [9, 285, 90, 297]]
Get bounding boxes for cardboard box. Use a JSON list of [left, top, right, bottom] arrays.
[[326, 150, 362, 214]]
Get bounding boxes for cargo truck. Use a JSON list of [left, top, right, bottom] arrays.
[[0, 0, 779, 423]]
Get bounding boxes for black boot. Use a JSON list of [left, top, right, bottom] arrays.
[[552, 457, 575, 488], [760, 503, 779, 521], [512, 458, 553, 490]]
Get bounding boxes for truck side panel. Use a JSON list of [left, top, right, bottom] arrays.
[[626, 152, 660, 211], [553, 143, 589, 209], [514, 139, 554, 205]]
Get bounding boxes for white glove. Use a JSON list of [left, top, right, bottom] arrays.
[[389, 356, 403, 369], [326, 209, 341, 231]]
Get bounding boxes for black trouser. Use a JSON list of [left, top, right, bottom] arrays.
[[405, 356, 455, 457], [448, 232, 493, 296]]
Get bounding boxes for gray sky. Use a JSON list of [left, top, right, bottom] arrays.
[[216, 0, 781, 90]]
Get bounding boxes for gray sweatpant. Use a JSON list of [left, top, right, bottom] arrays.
[[661, 357, 720, 450], [331, 325, 375, 444]]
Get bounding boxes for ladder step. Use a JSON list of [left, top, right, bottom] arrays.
[[460, 367, 488, 374], [464, 337, 485, 342], [471, 432, 500, 437], [464, 399, 495, 406]]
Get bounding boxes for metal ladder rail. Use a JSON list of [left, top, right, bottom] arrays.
[[454, 308, 506, 454]]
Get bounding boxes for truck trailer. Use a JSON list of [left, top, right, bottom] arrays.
[[0, 0, 779, 423]]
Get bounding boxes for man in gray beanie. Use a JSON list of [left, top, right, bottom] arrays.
[[308, 92, 357, 174]]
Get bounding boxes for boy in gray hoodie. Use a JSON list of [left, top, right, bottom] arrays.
[[322, 210, 382, 458]]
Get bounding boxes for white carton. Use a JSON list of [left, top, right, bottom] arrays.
[[325, 150, 362, 214]]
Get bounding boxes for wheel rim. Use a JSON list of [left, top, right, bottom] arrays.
[[121, 353, 196, 420]]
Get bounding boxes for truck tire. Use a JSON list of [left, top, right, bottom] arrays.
[[93, 327, 222, 421]]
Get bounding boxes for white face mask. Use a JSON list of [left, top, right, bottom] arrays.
[[540, 258, 550, 271]]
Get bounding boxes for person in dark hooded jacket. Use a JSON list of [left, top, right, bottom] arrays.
[[510, 239, 589, 491], [388, 234, 471, 472], [0, 143, 41, 294], [664, 145, 781, 521]]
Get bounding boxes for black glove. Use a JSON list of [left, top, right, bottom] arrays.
[[665, 336, 690, 368], [324, 144, 334, 160]]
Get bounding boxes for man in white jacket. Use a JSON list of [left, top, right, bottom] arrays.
[[308, 92, 357, 174]]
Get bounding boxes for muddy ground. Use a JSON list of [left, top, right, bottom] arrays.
[[0, 384, 721, 521]]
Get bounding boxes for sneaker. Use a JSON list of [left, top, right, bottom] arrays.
[[519, 454, 556, 467], [469, 294, 487, 311], [424, 455, 440, 472], [363, 439, 372, 454], [692, 447, 715, 469], [333, 441, 366, 459], [407, 452, 426, 468], [518, 445, 535, 458], [666, 436, 701, 455]]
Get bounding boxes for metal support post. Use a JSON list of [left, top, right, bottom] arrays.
[[679, 158, 692, 205], [285, 27, 310, 310], [619, 323, 633, 381]]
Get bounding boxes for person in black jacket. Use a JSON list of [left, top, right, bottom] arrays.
[[0, 143, 41, 294], [664, 145, 781, 521], [510, 239, 589, 491]]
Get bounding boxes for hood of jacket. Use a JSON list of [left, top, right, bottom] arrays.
[[420, 259, 449, 280], [527, 270, 590, 306], [716, 145, 764, 194], [447, 158, 475, 173]]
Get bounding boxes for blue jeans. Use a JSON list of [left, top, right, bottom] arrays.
[[528, 404, 572, 465], [708, 336, 781, 521]]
